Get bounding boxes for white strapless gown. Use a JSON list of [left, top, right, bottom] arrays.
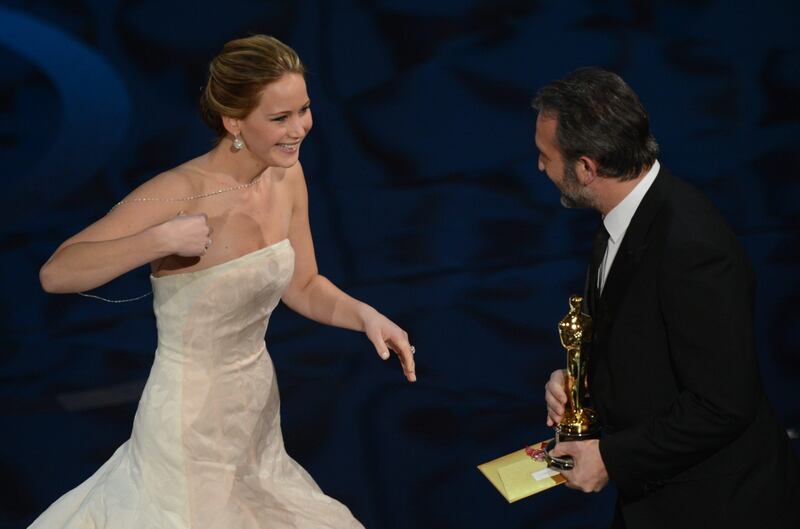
[[30, 239, 364, 529]]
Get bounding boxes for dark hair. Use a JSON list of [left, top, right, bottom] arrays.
[[532, 67, 659, 181]]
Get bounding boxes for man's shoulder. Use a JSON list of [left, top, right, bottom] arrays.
[[656, 169, 737, 246], [657, 169, 717, 215], [650, 168, 752, 274]]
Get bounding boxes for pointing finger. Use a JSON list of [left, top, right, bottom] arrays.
[[389, 336, 416, 383]]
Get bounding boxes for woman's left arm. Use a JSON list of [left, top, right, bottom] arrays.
[[281, 162, 416, 382]]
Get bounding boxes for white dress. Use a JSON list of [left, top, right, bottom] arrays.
[[30, 239, 364, 529]]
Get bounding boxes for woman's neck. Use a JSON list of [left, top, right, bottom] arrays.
[[204, 137, 269, 184]]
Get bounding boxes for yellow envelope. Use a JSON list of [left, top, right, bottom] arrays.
[[477, 440, 566, 503]]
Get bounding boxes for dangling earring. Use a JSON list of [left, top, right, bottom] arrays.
[[232, 134, 245, 151]]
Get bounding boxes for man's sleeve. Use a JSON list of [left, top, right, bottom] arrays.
[[598, 239, 761, 497]]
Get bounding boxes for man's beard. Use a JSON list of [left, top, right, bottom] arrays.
[[558, 163, 596, 209]]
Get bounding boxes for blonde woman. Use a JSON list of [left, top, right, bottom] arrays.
[[32, 35, 415, 529]]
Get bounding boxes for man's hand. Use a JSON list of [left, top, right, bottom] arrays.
[[545, 369, 567, 427], [549, 439, 609, 493]]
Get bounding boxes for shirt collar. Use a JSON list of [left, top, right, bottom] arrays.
[[603, 160, 660, 244]]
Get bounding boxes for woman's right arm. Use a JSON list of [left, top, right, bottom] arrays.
[[39, 172, 211, 294]]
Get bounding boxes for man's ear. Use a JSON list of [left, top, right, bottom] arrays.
[[576, 156, 600, 185], [221, 116, 241, 137]]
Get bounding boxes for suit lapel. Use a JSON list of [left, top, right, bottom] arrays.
[[598, 168, 671, 319]]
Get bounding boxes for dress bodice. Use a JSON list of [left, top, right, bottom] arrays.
[[150, 239, 294, 361]]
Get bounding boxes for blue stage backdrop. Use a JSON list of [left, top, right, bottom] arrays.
[[1, 1, 798, 528]]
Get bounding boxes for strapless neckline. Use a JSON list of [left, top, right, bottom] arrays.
[[150, 238, 291, 281]]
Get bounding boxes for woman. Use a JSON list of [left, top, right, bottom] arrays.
[[32, 34, 415, 529]]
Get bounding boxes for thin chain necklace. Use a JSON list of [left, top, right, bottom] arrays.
[[109, 174, 263, 212], [78, 291, 152, 303], [81, 173, 264, 303]]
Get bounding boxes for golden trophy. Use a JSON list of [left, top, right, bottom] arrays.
[[544, 295, 601, 470]]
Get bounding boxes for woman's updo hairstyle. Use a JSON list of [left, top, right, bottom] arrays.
[[200, 34, 305, 137]]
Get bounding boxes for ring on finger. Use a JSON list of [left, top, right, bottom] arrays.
[[410, 345, 416, 355]]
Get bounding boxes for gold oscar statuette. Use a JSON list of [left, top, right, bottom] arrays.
[[544, 295, 601, 470]]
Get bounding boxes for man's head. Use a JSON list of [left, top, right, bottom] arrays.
[[533, 68, 659, 209]]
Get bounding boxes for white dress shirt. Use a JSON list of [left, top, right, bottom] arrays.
[[597, 160, 661, 293]]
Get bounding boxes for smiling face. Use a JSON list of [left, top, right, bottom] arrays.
[[237, 73, 313, 168], [535, 113, 594, 209]]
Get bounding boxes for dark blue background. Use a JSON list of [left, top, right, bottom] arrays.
[[1, 1, 798, 528]]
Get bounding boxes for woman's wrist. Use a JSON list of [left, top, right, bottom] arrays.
[[355, 302, 379, 332], [146, 223, 175, 258]]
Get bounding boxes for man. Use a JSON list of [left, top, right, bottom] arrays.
[[537, 68, 799, 529]]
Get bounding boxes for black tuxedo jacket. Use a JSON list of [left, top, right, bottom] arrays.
[[588, 168, 799, 529]]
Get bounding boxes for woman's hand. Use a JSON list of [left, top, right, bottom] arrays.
[[361, 306, 416, 383], [154, 212, 213, 257], [545, 368, 567, 426]]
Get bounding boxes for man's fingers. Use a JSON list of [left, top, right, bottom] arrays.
[[555, 463, 578, 490], [547, 402, 564, 418], [545, 371, 567, 428], [547, 370, 567, 403], [562, 476, 579, 490], [547, 410, 562, 426], [545, 392, 563, 410], [545, 391, 566, 414], [548, 385, 567, 405]]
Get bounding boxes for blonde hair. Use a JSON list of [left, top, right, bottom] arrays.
[[199, 34, 305, 137]]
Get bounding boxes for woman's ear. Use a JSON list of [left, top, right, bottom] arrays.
[[221, 116, 241, 137]]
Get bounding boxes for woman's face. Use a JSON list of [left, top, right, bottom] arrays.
[[239, 73, 312, 168]]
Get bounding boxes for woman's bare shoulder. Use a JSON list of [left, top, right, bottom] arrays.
[[281, 162, 307, 188], [120, 161, 205, 204]]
